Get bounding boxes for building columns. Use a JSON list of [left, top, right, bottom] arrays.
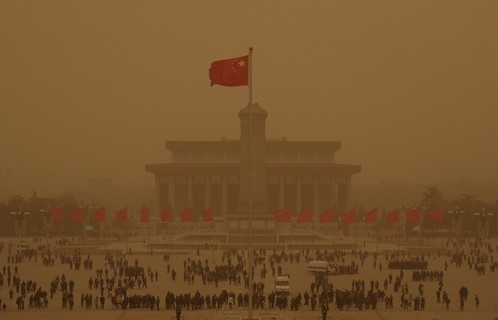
[[204, 175, 211, 209], [279, 175, 285, 209], [170, 177, 176, 215], [222, 176, 227, 217], [296, 177, 302, 213], [330, 177, 337, 209], [313, 176, 319, 215], [187, 174, 193, 207]]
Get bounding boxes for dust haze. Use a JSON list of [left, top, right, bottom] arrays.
[[1, 1, 497, 200]]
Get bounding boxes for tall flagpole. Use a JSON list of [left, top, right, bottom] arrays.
[[249, 47, 253, 105], [248, 46, 254, 320]]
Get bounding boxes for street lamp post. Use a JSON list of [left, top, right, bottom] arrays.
[[79, 204, 94, 242], [448, 207, 465, 238], [474, 208, 494, 240], [418, 207, 425, 253], [400, 204, 410, 242], [40, 207, 51, 245], [11, 207, 30, 245]]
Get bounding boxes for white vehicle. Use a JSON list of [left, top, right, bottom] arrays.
[[307, 260, 337, 275], [274, 274, 290, 294], [16, 241, 30, 251]]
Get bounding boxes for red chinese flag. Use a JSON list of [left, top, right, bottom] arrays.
[[209, 55, 249, 87], [94, 208, 106, 222], [386, 209, 399, 225], [297, 208, 313, 223], [140, 208, 149, 223], [428, 209, 443, 223], [319, 208, 334, 224], [72, 208, 85, 222], [202, 208, 214, 222], [180, 208, 193, 223], [406, 208, 421, 224], [117, 208, 128, 222], [50, 207, 63, 222], [340, 210, 356, 225], [363, 208, 378, 224], [160, 208, 172, 222], [273, 208, 291, 223]]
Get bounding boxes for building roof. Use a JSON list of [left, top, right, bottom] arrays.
[[145, 162, 360, 175], [165, 139, 341, 152]]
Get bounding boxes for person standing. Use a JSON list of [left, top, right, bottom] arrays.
[[176, 304, 182, 320], [474, 294, 480, 310]]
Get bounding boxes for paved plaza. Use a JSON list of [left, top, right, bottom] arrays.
[[0, 234, 497, 320]]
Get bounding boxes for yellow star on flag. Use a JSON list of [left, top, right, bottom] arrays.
[[238, 59, 246, 67]]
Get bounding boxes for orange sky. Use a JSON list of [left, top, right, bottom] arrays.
[[0, 1, 497, 198]]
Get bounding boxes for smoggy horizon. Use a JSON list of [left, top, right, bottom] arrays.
[[1, 1, 497, 200]]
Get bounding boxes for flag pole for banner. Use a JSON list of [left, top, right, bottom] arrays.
[[440, 211, 444, 249], [212, 219, 215, 256], [354, 211, 358, 248], [397, 208, 401, 253], [419, 208, 423, 253], [333, 221, 336, 247], [291, 217, 294, 252], [354, 218, 358, 248], [191, 217, 193, 255], [376, 228, 379, 253], [83, 205, 87, 241], [148, 214, 151, 253], [169, 222, 172, 255], [376, 221, 379, 254], [248, 46, 254, 320], [103, 222, 107, 253]]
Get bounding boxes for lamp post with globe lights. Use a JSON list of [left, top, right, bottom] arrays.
[[10, 207, 30, 245], [474, 208, 494, 240], [448, 207, 465, 238]]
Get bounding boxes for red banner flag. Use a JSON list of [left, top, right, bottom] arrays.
[[319, 208, 334, 224], [273, 208, 291, 223], [427, 209, 443, 223], [406, 208, 421, 224], [94, 208, 106, 222], [297, 208, 313, 223], [140, 208, 149, 222], [160, 208, 172, 222], [363, 208, 377, 224], [340, 210, 356, 225], [209, 55, 249, 87], [202, 208, 214, 222], [50, 207, 63, 222], [180, 208, 193, 223], [71, 208, 85, 222], [386, 209, 399, 225], [117, 208, 128, 222]]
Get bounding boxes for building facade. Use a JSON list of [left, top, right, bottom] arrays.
[[145, 103, 361, 225]]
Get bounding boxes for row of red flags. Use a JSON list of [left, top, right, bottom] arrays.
[[47, 206, 443, 225], [47, 207, 214, 223], [273, 207, 444, 224]]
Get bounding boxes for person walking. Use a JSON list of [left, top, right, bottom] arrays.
[[321, 304, 328, 320]]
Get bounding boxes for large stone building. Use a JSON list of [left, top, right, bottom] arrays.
[[145, 103, 361, 230]]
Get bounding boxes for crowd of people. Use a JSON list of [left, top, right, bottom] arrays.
[[0, 235, 496, 317]]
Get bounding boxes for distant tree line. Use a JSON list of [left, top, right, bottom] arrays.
[[417, 185, 498, 236]]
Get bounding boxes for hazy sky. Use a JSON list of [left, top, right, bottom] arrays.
[[1, 1, 497, 199]]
